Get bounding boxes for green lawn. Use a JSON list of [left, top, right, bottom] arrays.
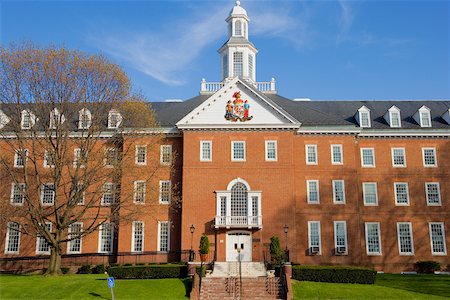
[[293, 274, 450, 299], [0, 274, 190, 300]]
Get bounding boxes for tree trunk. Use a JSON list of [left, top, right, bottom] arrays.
[[45, 246, 63, 275]]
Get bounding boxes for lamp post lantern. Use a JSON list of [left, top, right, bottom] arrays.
[[189, 224, 195, 261], [283, 224, 289, 262]]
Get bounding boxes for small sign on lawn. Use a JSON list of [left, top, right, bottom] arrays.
[[107, 277, 115, 288]]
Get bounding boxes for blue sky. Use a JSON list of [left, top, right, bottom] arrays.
[[1, 0, 449, 101]]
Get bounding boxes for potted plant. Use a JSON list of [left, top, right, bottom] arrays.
[[199, 235, 210, 262]]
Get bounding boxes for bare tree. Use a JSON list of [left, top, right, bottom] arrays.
[[0, 44, 171, 275]]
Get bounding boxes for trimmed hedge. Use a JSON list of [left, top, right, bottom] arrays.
[[292, 265, 376, 284], [108, 264, 187, 279], [77, 264, 92, 274], [415, 261, 441, 274]]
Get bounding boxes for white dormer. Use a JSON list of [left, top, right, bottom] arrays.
[[50, 108, 65, 129], [78, 108, 92, 129], [413, 105, 432, 127], [108, 109, 122, 129], [384, 105, 401, 128], [441, 109, 450, 125], [355, 106, 371, 128], [21, 109, 36, 130], [0, 109, 10, 129]]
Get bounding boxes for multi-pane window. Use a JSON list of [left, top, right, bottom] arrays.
[[425, 183, 441, 206], [394, 183, 409, 206], [220, 196, 226, 217], [158, 221, 170, 252], [397, 222, 414, 255], [265, 140, 277, 161], [422, 148, 437, 167], [365, 222, 382, 255], [78, 109, 91, 129], [230, 183, 248, 217], [306, 144, 317, 165], [101, 183, 116, 205], [41, 184, 55, 206], [134, 181, 146, 204], [200, 141, 212, 161], [67, 223, 82, 254], [232, 141, 246, 161], [359, 111, 370, 127], [49, 109, 61, 129], [307, 180, 320, 204], [132, 221, 144, 253], [108, 110, 121, 129], [10, 183, 26, 205], [361, 148, 375, 167], [363, 182, 378, 206], [104, 148, 117, 167], [21, 110, 32, 129], [160, 145, 172, 165], [36, 223, 52, 254], [135, 146, 147, 165], [332, 180, 345, 204], [75, 183, 85, 205], [44, 150, 55, 168], [331, 145, 343, 165], [252, 196, 258, 217], [98, 223, 114, 253], [73, 148, 86, 168], [233, 52, 243, 77], [14, 149, 28, 168], [334, 221, 348, 255], [5, 222, 21, 254], [420, 111, 431, 127], [390, 111, 401, 127], [308, 221, 321, 255], [248, 54, 254, 79], [391, 148, 406, 167], [159, 180, 171, 204], [235, 20, 242, 36], [429, 223, 446, 255]]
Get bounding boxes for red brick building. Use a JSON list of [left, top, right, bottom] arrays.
[[1, 2, 449, 273]]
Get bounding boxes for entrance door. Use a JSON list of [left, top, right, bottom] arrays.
[[226, 232, 252, 262]]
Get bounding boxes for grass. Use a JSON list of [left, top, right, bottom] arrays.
[[0, 274, 190, 300], [293, 274, 450, 299]]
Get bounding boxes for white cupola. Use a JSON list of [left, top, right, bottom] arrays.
[[219, 1, 258, 83]]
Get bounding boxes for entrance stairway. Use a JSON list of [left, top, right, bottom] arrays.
[[199, 262, 286, 300]]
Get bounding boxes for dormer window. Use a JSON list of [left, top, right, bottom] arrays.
[[384, 105, 401, 128], [78, 108, 92, 129], [413, 106, 432, 128], [50, 108, 65, 129], [21, 110, 35, 130], [108, 109, 122, 129], [357, 106, 371, 128]]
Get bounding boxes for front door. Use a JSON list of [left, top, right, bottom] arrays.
[[226, 231, 252, 262]]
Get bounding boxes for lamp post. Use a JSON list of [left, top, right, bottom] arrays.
[[189, 224, 195, 262], [283, 224, 289, 262]]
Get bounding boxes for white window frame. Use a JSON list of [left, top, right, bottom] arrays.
[[305, 144, 318, 165], [429, 222, 447, 255], [67, 222, 83, 254], [104, 148, 117, 167], [40, 183, 55, 206], [73, 148, 87, 168], [391, 147, 406, 167], [78, 108, 92, 129], [98, 222, 114, 254], [14, 149, 28, 168], [397, 222, 414, 256], [131, 221, 144, 253], [108, 110, 122, 129], [419, 108, 432, 128], [4, 222, 21, 254], [330, 144, 343, 165], [359, 110, 371, 128], [21, 110, 33, 130], [10, 183, 26, 206], [135, 145, 147, 165], [394, 182, 410, 206], [160, 145, 172, 165], [231, 141, 246, 162], [360, 148, 375, 167], [157, 221, 170, 252], [43, 150, 55, 168], [133, 180, 146, 204], [49, 108, 64, 129], [389, 110, 401, 128], [306, 180, 320, 204], [200, 140, 212, 162], [365, 222, 382, 256], [265, 140, 278, 162], [363, 182, 378, 206], [159, 180, 171, 204], [422, 147, 437, 167], [332, 180, 346, 204], [334, 221, 348, 255], [36, 222, 52, 255], [425, 182, 441, 206], [308, 221, 321, 255], [101, 183, 116, 205]]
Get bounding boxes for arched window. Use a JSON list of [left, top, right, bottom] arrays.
[[231, 182, 247, 217], [235, 20, 242, 36]]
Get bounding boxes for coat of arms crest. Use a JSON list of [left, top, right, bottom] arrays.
[[224, 91, 253, 122]]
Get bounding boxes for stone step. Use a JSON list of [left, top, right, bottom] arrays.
[[211, 262, 267, 277]]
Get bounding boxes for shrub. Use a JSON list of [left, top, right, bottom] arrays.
[[110, 263, 119, 268], [92, 264, 106, 274], [61, 267, 70, 274], [124, 263, 133, 266], [108, 264, 188, 279], [270, 236, 283, 266], [199, 235, 210, 255], [136, 263, 145, 266], [415, 261, 441, 274], [77, 265, 92, 274], [196, 266, 206, 277], [292, 265, 376, 284]]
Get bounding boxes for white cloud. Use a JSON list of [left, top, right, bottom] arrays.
[[336, 0, 355, 44]]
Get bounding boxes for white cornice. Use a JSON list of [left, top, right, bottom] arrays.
[[177, 124, 300, 130]]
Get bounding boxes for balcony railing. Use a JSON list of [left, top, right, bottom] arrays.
[[215, 215, 262, 228], [200, 78, 276, 94]]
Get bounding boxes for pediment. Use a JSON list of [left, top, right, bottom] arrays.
[[177, 78, 299, 129]]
